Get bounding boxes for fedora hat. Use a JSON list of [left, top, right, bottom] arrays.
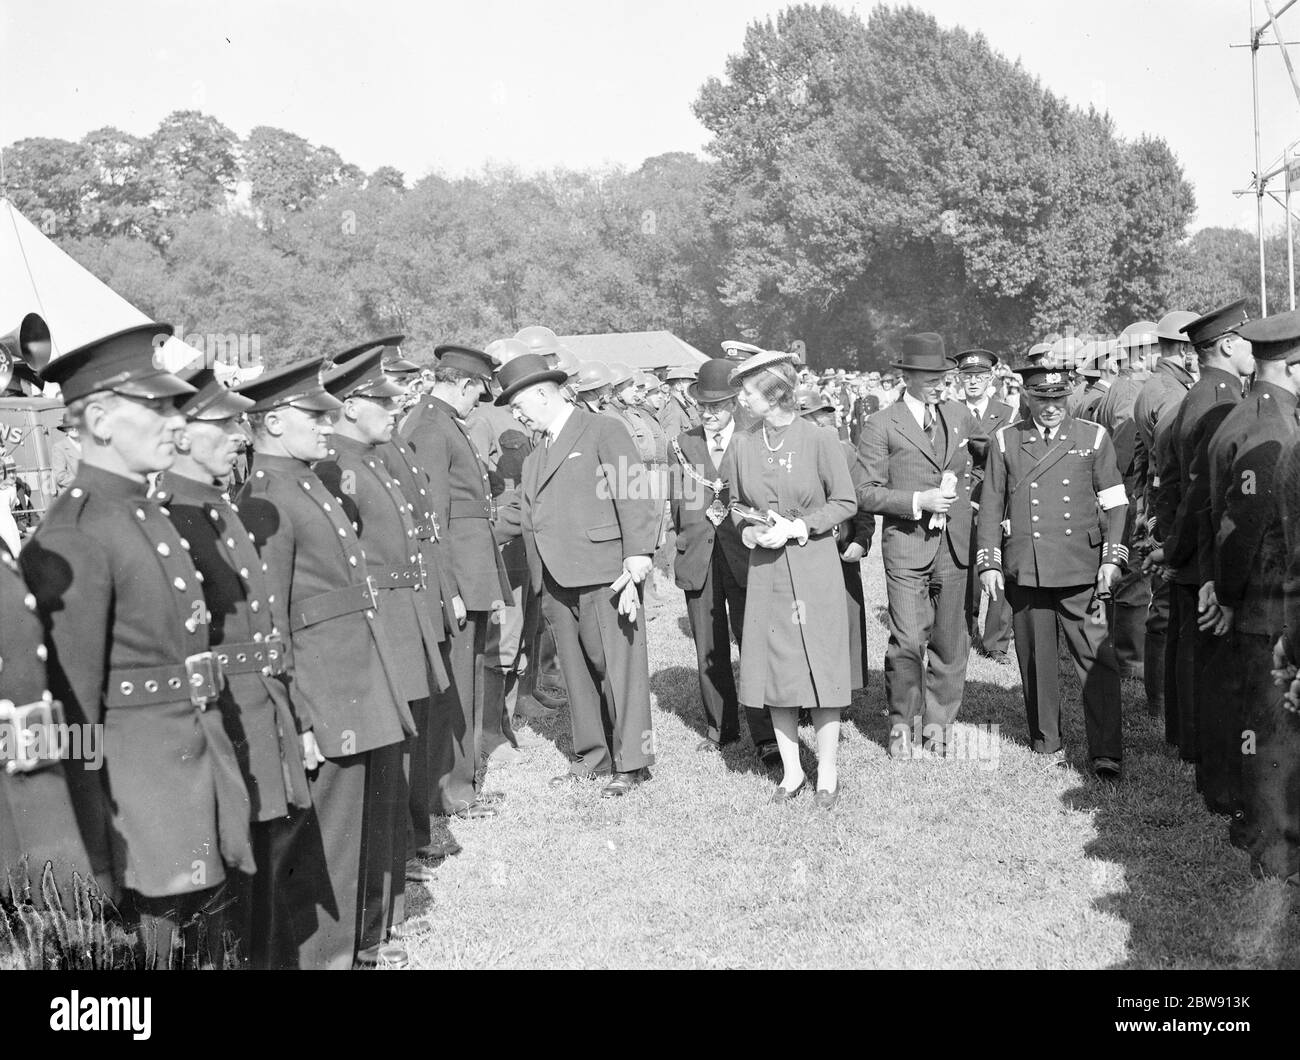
[[889, 333, 954, 373], [689, 358, 739, 403], [494, 353, 568, 406]]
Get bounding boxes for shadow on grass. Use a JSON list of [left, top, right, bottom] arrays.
[[649, 666, 775, 781]]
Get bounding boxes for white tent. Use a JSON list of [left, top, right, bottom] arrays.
[[0, 197, 205, 384]]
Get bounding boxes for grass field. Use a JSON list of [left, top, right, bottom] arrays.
[[404, 544, 1300, 969]]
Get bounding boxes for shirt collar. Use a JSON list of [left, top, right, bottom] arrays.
[[548, 402, 575, 442], [902, 390, 930, 426], [708, 420, 735, 451], [966, 395, 989, 418], [70, 463, 150, 500], [158, 470, 227, 505]]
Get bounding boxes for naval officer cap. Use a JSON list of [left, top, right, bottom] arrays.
[[41, 322, 197, 404], [434, 344, 495, 380], [234, 356, 343, 413], [956, 349, 999, 375], [1235, 308, 1300, 362], [1180, 299, 1248, 348], [176, 366, 255, 420], [1019, 363, 1074, 398], [323, 347, 407, 400], [720, 339, 763, 361]]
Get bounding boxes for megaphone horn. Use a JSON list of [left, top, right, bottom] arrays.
[[0, 313, 53, 393]]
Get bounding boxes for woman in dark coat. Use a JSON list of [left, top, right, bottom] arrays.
[[720, 353, 858, 807], [795, 388, 873, 692]]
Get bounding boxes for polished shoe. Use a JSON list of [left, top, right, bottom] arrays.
[[415, 835, 462, 860], [450, 801, 499, 820], [600, 767, 651, 798], [756, 740, 782, 768], [484, 743, 524, 768], [770, 778, 807, 803], [696, 738, 720, 753], [985, 650, 1011, 664], [404, 858, 439, 884], [814, 785, 840, 810], [1093, 757, 1122, 783], [533, 685, 568, 709], [389, 917, 432, 942], [354, 942, 409, 969], [514, 693, 560, 720]]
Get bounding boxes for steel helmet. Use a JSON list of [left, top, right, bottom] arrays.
[[574, 360, 613, 394], [1156, 311, 1199, 343], [485, 338, 532, 365], [514, 325, 563, 358], [606, 361, 635, 389], [1117, 321, 1160, 350], [553, 344, 581, 378]]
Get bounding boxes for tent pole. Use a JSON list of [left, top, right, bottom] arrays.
[[1255, 0, 1270, 314]]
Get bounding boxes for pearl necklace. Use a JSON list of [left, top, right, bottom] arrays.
[[761, 423, 785, 452]]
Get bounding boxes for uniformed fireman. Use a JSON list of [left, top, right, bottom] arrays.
[[977, 363, 1128, 781]]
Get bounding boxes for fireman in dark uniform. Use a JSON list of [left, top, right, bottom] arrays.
[[155, 367, 311, 967], [976, 363, 1128, 781], [23, 324, 255, 967]]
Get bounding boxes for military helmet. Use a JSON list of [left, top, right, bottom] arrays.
[[514, 325, 563, 358], [574, 360, 613, 394], [605, 361, 635, 389]]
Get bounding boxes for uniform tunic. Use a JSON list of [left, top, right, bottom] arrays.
[[21, 465, 254, 897], [1208, 384, 1300, 876], [722, 417, 857, 710], [0, 547, 94, 906]]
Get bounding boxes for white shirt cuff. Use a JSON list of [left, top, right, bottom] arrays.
[[912, 491, 922, 520]]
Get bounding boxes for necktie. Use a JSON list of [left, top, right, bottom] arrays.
[[710, 433, 725, 461], [923, 407, 936, 449]]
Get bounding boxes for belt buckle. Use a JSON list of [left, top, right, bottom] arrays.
[[263, 633, 286, 676], [0, 697, 66, 774], [430, 512, 441, 542], [185, 651, 222, 709], [415, 553, 428, 589], [364, 575, 379, 610]]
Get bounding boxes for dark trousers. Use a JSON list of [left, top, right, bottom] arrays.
[[1167, 580, 1199, 760], [256, 746, 400, 970], [359, 740, 407, 947], [127, 882, 230, 969], [683, 547, 774, 746], [1147, 573, 1170, 721], [966, 541, 1012, 655], [430, 613, 488, 813], [542, 569, 655, 776], [883, 544, 970, 750], [1108, 567, 1149, 678], [407, 684, 439, 854], [1237, 634, 1300, 878], [1197, 629, 1243, 816], [1006, 580, 1122, 761]]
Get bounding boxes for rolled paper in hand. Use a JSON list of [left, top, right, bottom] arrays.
[[610, 570, 632, 593], [940, 470, 958, 498]]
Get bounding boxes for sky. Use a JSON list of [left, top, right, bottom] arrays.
[[0, 1, 1296, 232]]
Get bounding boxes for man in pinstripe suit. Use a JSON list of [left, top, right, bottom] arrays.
[[855, 334, 988, 758]]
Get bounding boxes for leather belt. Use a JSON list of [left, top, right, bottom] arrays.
[[215, 635, 286, 677], [413, 520, 440, 542], [291, 578, 378, 633], [0, 697, 67, 775], [105, 651, 223, 710], [449, 499, 492, 519], [367, 561, 426, 590]]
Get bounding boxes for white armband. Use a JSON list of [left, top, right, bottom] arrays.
[[1097, 484, 1127, 511]]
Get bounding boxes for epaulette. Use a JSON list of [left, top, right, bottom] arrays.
[[42, 483, 94, 526]]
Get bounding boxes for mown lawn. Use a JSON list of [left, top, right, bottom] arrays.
[[405, 543, 1300, 969]]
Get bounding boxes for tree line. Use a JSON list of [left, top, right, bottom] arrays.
[[0, 4, 1270, 369]]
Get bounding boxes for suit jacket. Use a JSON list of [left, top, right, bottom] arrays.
[[1209, 381, 1298, 636], [316, 434, 447, 701], [50, 437, 81, 493], [976, 416, 1127, 588], [399, 397, 511, 611], [959, 397, 1015, 507], [520, 406, 661, 592], [0, 546, 94, 897], [670, 426, 748, 592], [237, 453, 414, 759], [22, 465, 254, 896], [157, 470, 311, 823], [854, 399, 987, 571], [1094, 374, 1143, 487]]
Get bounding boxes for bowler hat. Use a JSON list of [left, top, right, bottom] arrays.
[[494, 353, 567, 406], [889, 333, 954, 373], [689, 358, 739, 403]]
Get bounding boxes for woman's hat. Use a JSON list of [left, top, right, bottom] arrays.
[[727, 348, 796, 385]]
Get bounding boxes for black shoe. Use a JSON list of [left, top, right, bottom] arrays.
[[696, 738, 720, 753], [417, 819, 462, 860], [450, 801, 499, 820], [514, 693, 560, 720], [1093, 757, 1122, 783], [354, 942, 408, 969], [601, 767, 651, 798], [985, 650, 1010, 664], [756, 740, 782, 768], [533, 686, 568, 709], [770, 778, 807, 804], [404, 859, 438, 884]]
